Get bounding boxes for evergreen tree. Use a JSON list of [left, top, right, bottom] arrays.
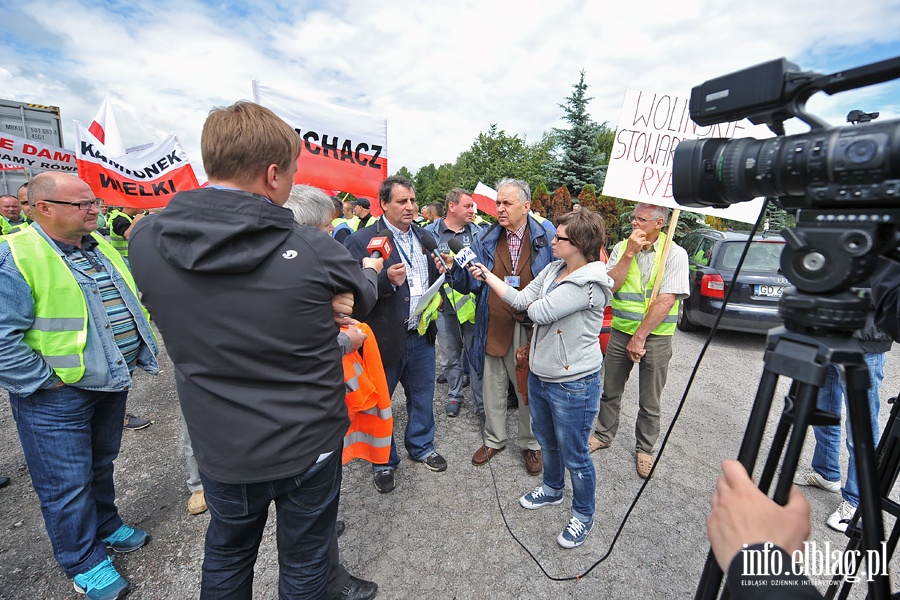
[[531, 182, 550, 217], [577, 184, 598, 211], [551, 71, 604, 195], [549, 185, 572, 223]]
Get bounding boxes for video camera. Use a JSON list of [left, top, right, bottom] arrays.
[[672, 56, 900, 294]]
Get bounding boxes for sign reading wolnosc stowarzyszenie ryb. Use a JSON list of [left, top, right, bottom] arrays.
[[602, 89, 773, 225]]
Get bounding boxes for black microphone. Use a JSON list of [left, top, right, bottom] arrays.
[[420, 233, 451, 272], [447, 238, 486, 280]]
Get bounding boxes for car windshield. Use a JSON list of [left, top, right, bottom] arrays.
[[717, 241, 784, 272]]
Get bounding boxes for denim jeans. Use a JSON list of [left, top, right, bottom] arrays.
[[811, 353, 886, 507], [9, 386, 128, 577], [528, 370, 600, 522], [199, 448, 342, 599], [376, 332, 437, 470]]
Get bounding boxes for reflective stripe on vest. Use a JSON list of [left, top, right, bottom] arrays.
[[610, 232, 678, 336], [6, 226, 154, 383], [342, 322, 393, 465], [441, 284, 475, 324], [108, 210, 133, 258]]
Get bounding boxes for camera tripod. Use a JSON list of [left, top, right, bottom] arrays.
[[696, 289, 893, 599]]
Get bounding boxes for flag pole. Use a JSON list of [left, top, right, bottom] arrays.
[[647, 208, 680, 307]]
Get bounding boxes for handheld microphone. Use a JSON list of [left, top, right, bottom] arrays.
[[366, 229, 394, 259], [448, 238, 486, 280], [420, 234, 451, 272]]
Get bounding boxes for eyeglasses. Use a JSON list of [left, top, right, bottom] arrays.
[[631, 214, 658, 224], [553, 235, 570, 242], [39, 198, 103, 210]]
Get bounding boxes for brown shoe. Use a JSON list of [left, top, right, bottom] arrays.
[[188, 490, 207, 515], [524, 449, 543, 475], [636, 452, 654, 479], [588, 435, 610, 453], [472, 445, 504, 466]]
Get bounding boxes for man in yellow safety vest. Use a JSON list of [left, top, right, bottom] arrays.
[[588, 202, 689, 479]]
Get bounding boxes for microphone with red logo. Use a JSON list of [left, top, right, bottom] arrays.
[[448, 237, 486, 280], [366, 229, 394, 259]]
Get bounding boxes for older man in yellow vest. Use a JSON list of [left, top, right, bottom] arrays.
[[0, 172, 159, 599], [589, 202, 689, 478]]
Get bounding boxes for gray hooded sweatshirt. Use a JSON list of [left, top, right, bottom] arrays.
[[502, 260, 613, 383]]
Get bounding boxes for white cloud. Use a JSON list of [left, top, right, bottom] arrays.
[[1, 0, 899, 180]]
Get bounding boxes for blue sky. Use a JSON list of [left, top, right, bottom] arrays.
[[1, 0, 899, 180]]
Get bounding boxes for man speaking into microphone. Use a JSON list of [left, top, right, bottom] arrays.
[[344, 175, 446, 494]]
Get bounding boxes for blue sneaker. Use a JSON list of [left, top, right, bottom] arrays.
[[557, 516, 593, 548], [103, 524, 149, 553], [445, 400, 460, 417], [73, 557, 130, 600], [519, 485, 564, 509]]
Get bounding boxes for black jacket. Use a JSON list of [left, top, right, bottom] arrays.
[[343, 217, 440, 366], [129, 188, 377, 484]]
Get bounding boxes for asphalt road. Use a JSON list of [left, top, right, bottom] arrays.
[[2, 327, 899, 599]]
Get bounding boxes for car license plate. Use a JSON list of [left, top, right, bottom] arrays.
[[754, 285, 784, 297]]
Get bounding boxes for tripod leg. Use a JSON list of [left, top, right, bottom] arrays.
[[842, 363, 890, 600], [696, 369, 782, 600]]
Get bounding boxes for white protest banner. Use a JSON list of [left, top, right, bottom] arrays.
[[0, 133, 77, 173], [75, 121, 199, 209], [602, 89, 773, 224], [253, 81, 388, 214]]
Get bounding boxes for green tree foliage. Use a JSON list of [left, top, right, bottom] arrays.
[[454, 124, 553, 192], [394, 166, 414, 181], [593, 122, 616, 189], [577, 184, 598, 211], [550, 71, 605, 196], [531, 182, 550, 217], [549, 185, 572, 223]]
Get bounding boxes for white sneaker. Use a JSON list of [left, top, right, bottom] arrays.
[[826, 500, 856, 532], [793, 470, 841, 493]]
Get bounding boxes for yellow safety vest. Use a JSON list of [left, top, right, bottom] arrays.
[[6, 226, 153, 383], [610, 232, 678, 336], [108, 210, 133, 258], [332, 216, 360, 231], [442, 284, 475, 324]]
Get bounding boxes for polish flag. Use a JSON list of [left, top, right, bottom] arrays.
[[472, 181, 498, 217], [88, 94, 127, 158]]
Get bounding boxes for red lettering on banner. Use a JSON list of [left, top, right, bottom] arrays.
[[638, 167, 674, 198], [0, 138, 12, 150], [23, 144, 37, 155]]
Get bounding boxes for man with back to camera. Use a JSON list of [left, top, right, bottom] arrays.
[[343, 175, 447, 494], [128, 101, 382, 599], [589, 202, 689, 478], [448, 178, 555, 476], [0, 171, 158, 600], [426, 188, 483, 417]]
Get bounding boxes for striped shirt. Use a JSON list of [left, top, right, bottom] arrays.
[[506, 220, 527, 272], [608, 235, 690, 299], [383, 219, 430, 330], [58, 237, 141, 369]]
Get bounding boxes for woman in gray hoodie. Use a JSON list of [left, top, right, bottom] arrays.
[[469, 208, 613, 549]]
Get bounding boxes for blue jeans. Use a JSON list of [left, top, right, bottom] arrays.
[[811, 353, 885, 507], [528, 370, 600, 522], [9, 386, 128, 577], [199, 448, 342, 599], [376, 332, 437, 470]]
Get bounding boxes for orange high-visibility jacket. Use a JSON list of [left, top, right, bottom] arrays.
[[342, 322, 393, 464]]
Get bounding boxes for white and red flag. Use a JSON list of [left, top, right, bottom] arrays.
[[75, 121, 198, 210], [472, 182, 498, 217], [252, 81, 388, 214], [88, 94, 127, 158]]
